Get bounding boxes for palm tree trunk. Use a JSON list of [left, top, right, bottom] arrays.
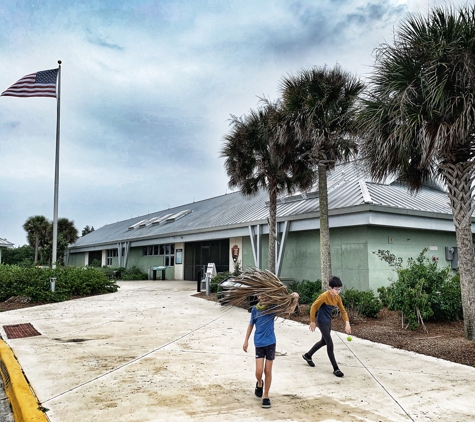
[[319, 163, 331, 290], [442, 163, 475, 341], [268, 182, 277, 274], [34, 234, 39, 264]]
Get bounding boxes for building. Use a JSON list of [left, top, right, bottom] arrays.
[[0, 238, 14, 264], [68, 161, 464, 291]]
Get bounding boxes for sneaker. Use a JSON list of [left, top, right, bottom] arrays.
[[333, 369, 344, 377], [255, 381, 263, 398], [261, 398, 271, 408], [302, 353, 315, 367]]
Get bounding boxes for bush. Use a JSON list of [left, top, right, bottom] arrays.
[[287, 279, 322, 305], [210, 272, 231, 294], [97, 266, 148, 280], [0, 265, 119, 304], [375, 248, 462, 330], [120, 266, 148, 280], [341, 288, 382, 318], [1, 245, 35, 267], [377, 286, 391, 307]]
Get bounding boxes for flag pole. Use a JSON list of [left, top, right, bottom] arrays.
[[52, 60, 61, 268]]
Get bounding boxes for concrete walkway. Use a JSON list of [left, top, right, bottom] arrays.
[[0, 280, 474, 422]]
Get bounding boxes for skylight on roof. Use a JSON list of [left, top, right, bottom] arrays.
[[165, 209, 192, 223], [127, 211, 192, 230], [151, 214, 173, 225], [127, 219, 147, 230]]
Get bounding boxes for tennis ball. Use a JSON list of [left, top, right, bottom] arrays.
[[347, 336, 352, 342]]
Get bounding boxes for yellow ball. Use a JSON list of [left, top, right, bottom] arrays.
[[347, 336, 352, 342]]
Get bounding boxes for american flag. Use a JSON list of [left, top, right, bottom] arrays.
[[1, 68, 58, 98]]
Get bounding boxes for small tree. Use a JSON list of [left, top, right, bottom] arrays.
[[82, 225, 95, 237], [376, 249, 462, 331]]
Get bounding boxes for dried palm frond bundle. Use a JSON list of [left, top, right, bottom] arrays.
[[219, 267, 299, 315]]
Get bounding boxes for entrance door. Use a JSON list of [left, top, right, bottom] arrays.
[[88, 250, 102, 266], [184, 239, 229, 281]]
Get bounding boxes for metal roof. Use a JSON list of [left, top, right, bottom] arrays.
[[70, 161, 457, 250], [0, 238, 14, 248]]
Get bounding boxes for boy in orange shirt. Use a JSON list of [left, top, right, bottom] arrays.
[[302, 276, 351, 377]]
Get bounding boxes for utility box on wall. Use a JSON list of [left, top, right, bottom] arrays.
[[445, 246, 458, 269]]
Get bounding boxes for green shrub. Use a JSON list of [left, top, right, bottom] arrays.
[[90, 259, 101, 268], [210, 272, 231, 294], [287, 279, 322, 305], [341, 288, 382, 318], [0, 265, 119, 304], [97, 266, 148, 280], [377, 286, 391, 307], [121, 266, 148, 280], [375, 248, 462, 330]]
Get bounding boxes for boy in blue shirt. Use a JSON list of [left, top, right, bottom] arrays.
[[243, 292, 299, 408]]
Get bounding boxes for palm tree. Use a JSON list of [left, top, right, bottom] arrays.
[[358, 4, 475, 341], [23, 215, 50, 264], [221, 101, 315, 274], [45, 218, 79, 265], [279, 65, 365, 289]]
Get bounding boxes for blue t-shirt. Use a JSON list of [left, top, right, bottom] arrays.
[[250, 306, 276, 347]]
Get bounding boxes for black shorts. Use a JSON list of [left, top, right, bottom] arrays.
[[255, 343, 276, 360]]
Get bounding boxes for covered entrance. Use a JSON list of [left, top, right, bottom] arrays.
[[184, 239, 229, 282], [88, 250, 102, 266]]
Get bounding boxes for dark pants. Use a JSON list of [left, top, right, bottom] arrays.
[[307, 323, 338, 370]]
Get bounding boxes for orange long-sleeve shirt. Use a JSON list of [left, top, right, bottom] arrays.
[[309, 290, 349, 324]]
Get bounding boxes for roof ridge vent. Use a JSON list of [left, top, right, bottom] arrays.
[[359, 180, 373, 204]]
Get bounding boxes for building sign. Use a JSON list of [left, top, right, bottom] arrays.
[[176, 248, 183, 264], [231, 244, 240, 262]]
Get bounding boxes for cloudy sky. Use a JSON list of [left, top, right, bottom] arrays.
[[0, 0, 463, 247]]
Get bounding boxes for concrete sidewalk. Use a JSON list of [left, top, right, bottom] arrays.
[[0, 280, 474, 422]]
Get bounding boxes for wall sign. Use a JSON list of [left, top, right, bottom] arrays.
[[176, 248, 183, 264], [231, 244, 240, 262]]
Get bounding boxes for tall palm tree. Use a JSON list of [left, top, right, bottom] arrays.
[[44, 217, 79, 265], [221, 101, 315, 274], [358, 4, 475, 341], [279, 65, 365, 289], [23, 215, 50, 264]]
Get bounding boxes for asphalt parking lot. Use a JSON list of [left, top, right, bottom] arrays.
[[1, 280, 474, 421]]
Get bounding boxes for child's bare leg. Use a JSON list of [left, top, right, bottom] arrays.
[[255, 357, 264, 387], [263, 359, 274, 398]]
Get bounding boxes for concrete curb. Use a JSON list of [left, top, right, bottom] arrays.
[[0, 340, 48, 422]]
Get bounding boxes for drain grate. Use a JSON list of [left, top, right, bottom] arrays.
[[3, 323, 41, 339]]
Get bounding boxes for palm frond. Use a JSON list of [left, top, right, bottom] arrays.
[[219, 268, 299, 315]]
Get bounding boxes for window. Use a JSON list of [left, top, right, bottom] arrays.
[[107, 249, 118, 265], [142, 244, 174, 265], [160, 244, 175, 265], [142, 245, 160, 256]]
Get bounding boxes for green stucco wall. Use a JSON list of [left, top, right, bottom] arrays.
[[242, 225, 458, 292], [122, 247, 175, 279], [366, 226, 457, 291]]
